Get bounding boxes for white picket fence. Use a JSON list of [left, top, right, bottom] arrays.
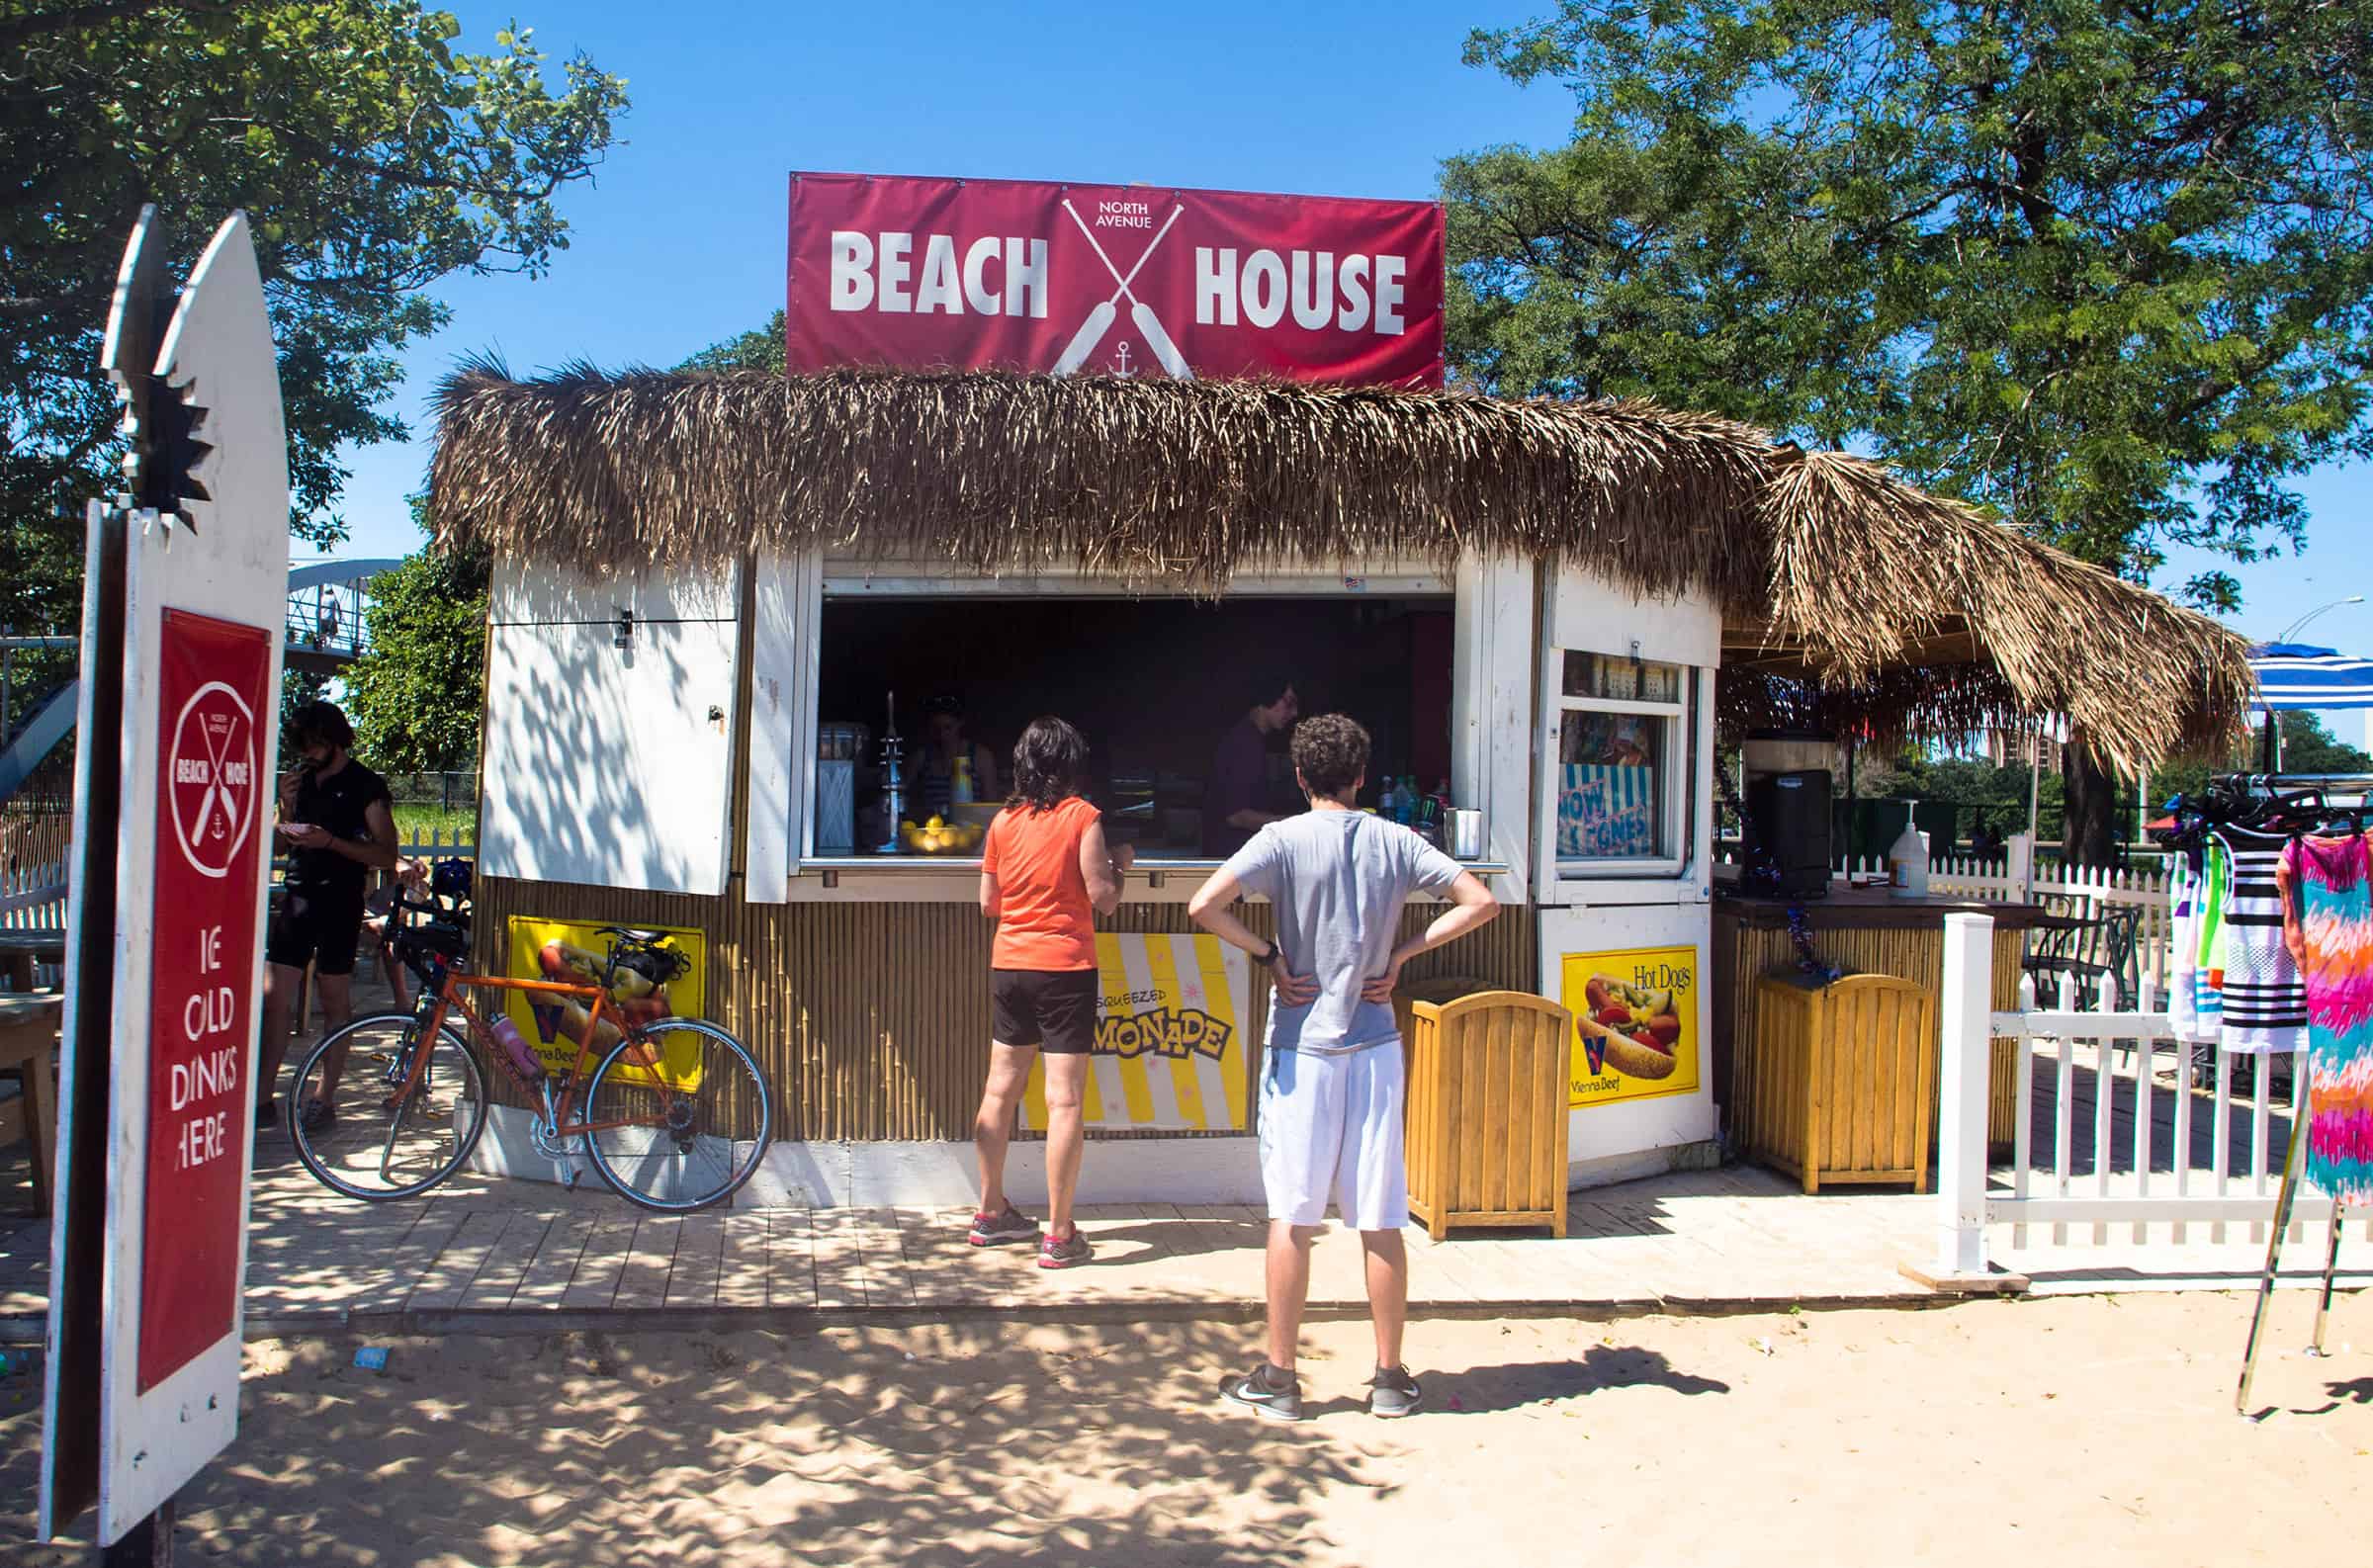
[[1932, 913, 2369, 1280], [1827, 834, 2177, 995], [396, 829, 476, 863], [0, 860, 67, 928]]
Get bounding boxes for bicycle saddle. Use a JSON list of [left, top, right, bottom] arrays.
[[596, 925, 667, 944]]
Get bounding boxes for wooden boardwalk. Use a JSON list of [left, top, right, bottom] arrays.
[[0, 1142, 1949, 1333], [5, 1022, 2367, 1333], [4, 1130, 2361, 1337]]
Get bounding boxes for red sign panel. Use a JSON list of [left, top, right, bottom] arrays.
[[138, 609, 270, 1392], [786, 172, 1444, 388]]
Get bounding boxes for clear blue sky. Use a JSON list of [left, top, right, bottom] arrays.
[[324, 1, 2373, 741]]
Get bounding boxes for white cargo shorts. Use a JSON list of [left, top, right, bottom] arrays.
[[1257, 1040, 1408, 1232]]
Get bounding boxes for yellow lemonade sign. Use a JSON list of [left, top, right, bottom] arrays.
[[1020, 932, 1252, 1132], [1559, 944, 1700, 1107], [503, 915, 708, 1089]]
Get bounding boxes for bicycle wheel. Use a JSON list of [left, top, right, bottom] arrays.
[[289, 1012, 488, 1201], [580, 1017, 771, 1212]]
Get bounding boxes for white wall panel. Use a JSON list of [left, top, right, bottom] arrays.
[[1549, 561, 1720, 668], [481, 559, 743, 895]]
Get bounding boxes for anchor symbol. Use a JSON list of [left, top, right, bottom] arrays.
[[1111, 341, 1135, 378]]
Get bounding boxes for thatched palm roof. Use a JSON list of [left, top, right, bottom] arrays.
[[427, 363, 2251, 774]]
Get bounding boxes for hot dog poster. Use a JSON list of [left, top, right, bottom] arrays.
[[1561, 945, 1700, 1106], [504, 915, 708, 1088]]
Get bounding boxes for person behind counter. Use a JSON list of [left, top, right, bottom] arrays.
[[1204, 675, 1300, 857], [920, 693, 1001, 819], [969, 715, 1134, 1268], [1188, 712, 1498, 1421]]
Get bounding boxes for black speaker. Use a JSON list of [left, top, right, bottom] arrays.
[[1746, 769, 1833, 899]]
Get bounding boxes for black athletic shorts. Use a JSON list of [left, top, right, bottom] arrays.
[[266, 882, 368, 977], [991, 969, 1099, 1054]]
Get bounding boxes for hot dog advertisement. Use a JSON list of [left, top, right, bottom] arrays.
[[504, 915, 708, 1091], [1560, 945, 1700, 1107]]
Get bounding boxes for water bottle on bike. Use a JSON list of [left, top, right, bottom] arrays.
[[489, 1013, 545, 1083]]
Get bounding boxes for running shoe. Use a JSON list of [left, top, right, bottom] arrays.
[[1037, 1228, 1094, 1269], [1366, 1365, 1423, 1418], [967, 1206, 1041, 1247], [1222, 1361, 1304, 1423], [297, 1097, 338, 1135], [253, 1094, 280, 1131]]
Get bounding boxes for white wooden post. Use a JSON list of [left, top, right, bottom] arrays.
[[1933, 913, 1995, 1279], [2007, 831, 2034, 903]]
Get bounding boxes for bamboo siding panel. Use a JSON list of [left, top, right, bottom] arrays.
[[476, 876, 1537, 1143]]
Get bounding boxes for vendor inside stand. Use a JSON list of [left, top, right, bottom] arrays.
[[813, 592, 1452, 859]]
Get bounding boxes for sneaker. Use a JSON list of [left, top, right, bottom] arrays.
[[1366, 1365, 1423, 1418], [1222, 1361, 1304, 1423], [1036, 1228, 1094, 1269], [966, 1206, 1040, 1248], [253, 1095, 280, 1131], [297, 1097, 338, 1136]]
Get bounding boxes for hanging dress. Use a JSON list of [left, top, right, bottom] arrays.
[[2278, 834, 2373, 1206], [2193, 838, 2230, 1043], [2167, 851, 2199, 1039], [2212, 823, 2307, 1055]]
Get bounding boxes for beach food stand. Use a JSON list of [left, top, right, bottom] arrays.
[[422, 173, 2251, 1206]]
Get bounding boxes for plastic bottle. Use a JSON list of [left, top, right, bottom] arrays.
[[490, 1014, 546, 1082], [1377, 775, 1397, 818], [952, 752, 974, 806], [1393, 777, 1418, 825], [1888, 807, 1931, 899]]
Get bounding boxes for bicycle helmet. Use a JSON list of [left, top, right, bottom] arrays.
[[431, 858, 473, 900]]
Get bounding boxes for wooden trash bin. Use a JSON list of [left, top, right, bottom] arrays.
[[1745, 971, 1937, 1193], [1404, 990, 1570, 1240]]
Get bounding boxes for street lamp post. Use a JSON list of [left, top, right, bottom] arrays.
[[2263, 593, 2364, 772], [2275, 593, 2364, 645]]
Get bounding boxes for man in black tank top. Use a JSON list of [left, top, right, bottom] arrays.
[[259, 702, 397, 1134]]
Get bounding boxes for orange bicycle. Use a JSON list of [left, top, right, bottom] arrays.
[[286, 912, 771, 1212]]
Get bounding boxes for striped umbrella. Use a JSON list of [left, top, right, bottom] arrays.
[[2247, 642, 2373, 711]]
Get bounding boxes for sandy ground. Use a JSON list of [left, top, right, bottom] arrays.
[[4, 1293, 2369, 1567]]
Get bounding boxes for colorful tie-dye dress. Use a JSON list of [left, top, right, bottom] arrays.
[[2279, 834, 2373, 1206]]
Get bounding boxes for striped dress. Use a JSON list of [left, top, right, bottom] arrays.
[[2280, 834, 2373, 1206], [2212, 825, 2306, 1054]]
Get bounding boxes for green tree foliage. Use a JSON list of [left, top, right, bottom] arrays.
[[1450, 1, 2372, 599], [341, 527, 489, 773], [0, 1, 628, 642], [1447, 1, 2373, 859], [676, 308, 786, 375]]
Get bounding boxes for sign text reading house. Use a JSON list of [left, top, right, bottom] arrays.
[[786, 172, 1444, 388]]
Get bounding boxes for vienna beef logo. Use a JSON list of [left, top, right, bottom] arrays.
[[1095, 1004, 1232, 1063]]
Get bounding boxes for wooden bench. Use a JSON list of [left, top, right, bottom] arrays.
[[0, 993, 62, 1217]]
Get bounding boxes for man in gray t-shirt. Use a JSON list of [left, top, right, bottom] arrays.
[[1224, 810, 1464, 1054], [1189, 714, 1497, 1424]]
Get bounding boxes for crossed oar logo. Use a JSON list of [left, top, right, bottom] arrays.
[[167, 683, 256, 878], [1053, 201, 1192, 380]]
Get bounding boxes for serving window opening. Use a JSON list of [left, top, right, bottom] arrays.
[[1552, 651, 1697, 876], [808, 590, 1454, 863]]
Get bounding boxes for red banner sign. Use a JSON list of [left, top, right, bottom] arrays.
[[138, 609, 270, 1393], [786, 172, 1444, 388]]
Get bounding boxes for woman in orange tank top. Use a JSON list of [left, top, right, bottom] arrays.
[[968, 717, 1132, 1267]]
